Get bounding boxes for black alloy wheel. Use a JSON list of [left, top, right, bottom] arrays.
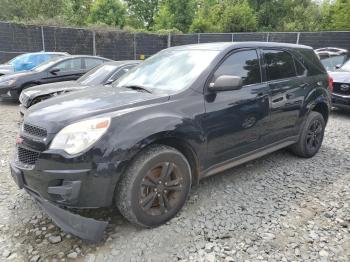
[[305, 119, 323, 152], [290, 111, 325, 158], [116, 145, 191, 227], [139, 162, 185, 216]]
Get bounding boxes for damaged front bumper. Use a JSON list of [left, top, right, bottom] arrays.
[[10, 162, 108, 242]]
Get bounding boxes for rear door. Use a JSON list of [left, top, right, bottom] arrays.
[[262, 49, 308, 143], [203, 49, 270, 168]]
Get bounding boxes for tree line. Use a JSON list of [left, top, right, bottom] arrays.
[[0, 0, 349, 33]]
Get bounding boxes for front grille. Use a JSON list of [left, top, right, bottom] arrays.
[[333, 82, 350, 96], [23, 124, 47, 138], [19, 92, 30, 107], [17, 147, 40, 166]]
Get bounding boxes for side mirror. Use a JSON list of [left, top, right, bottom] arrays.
[[105, 79, 114, 85], [209, 75, 243, 91], [335, 64, 341, 69], [50, 68, 60, 75]]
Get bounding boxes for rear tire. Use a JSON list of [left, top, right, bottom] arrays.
[[116, 145, 192, 227], [290, 111, 325, 158]]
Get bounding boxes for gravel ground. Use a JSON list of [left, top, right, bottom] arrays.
[[0, 102, 349, 262]]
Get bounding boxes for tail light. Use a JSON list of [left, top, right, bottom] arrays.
[[328, 75, 333, 93]]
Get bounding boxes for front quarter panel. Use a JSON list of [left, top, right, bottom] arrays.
[[104, 91, 206, 171]]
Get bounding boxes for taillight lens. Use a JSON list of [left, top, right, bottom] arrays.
[[328, 75, 333, 93]]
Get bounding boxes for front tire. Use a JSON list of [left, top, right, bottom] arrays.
[[290, 111, 325, 158], [116, 145, 192, 227]]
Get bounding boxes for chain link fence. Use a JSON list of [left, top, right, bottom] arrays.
[[1, 21, 350, 63]]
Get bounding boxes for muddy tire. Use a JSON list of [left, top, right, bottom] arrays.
[[115, 145, 192, 227]]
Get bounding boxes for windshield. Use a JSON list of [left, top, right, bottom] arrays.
[[78, 64, 118, 85], [7, 53, 31, 65], [114, 49, 219, 94], [320, 55, 347, 71], [340, 59, 350, 71], [31, 57, 62, 72]]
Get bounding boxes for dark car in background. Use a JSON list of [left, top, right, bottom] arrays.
[[0, 55, 111, 101], [10, 42, 331, 241], [0, 52, 69, 76], [328, 59, 350, 110], [19, 60, 140, 114], [315, 47, 349, 71]]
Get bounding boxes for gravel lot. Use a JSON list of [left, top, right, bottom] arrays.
[[0, 102, 349, 262]]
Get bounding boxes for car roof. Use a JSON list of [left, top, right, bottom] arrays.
[[103, 60, 141, 66], [24, 52, 69, 55], [52, 55, 112, 63], [167, 42, 313, 52]]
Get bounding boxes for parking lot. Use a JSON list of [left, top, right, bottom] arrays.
[[0, 102, 348, 261]]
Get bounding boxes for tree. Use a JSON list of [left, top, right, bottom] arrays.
[[220, 0, 257, 32], [125, 0, 160, 29], [88, 0, 127, 27], [0, 0, 67, 21], [64, 0, 93, 26], [189, 0, 220, 32], [153, 0, 196, 33], [327, 0, 350, 30], [190, 0, 257, 33]]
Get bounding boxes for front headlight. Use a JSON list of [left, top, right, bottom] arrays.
[[50, 117, 111, 155], [0, 79, 16, 86]]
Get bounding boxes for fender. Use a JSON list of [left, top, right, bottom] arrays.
[[110, 112, 205, 164], [300, 77, 331, 120]]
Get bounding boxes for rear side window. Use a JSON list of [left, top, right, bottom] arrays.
[[213, 50, 261, 86], [298, 49, 327, 75], [85, 58, 105, 70], [264, 50, 296, 81]]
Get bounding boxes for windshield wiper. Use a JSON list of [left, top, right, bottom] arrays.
[[122, 85, 152, 94]]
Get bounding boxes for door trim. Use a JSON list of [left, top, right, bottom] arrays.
[[201, 136, 298, 178]]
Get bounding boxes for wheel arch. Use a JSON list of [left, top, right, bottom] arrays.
[[117, 132, 201, 186], [310, 101, 330, 123], [149, 136, 201, 185]]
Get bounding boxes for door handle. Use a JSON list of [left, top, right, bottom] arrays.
[[272, 97, 284, 103], [299, 83, 308, 89]]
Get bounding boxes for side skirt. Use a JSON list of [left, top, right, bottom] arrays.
[[201, 137, 298, 178]]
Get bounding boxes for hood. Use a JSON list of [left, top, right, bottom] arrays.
[[23, 81, 88, 99], [0, 70, 36, 81], [25, 86, 169, 133], [0, 64, 14, 74], [329, 71, 350, 84]]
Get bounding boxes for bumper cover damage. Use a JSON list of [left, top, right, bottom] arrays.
[[10, 162, 108, 242]]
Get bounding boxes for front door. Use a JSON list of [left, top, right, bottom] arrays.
[[43, 58, 84, 84], [203, 49, 270, 169]]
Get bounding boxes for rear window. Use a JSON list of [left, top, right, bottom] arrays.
[[298, 49, 327, 75]]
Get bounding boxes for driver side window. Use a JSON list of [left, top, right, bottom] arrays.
[[213, 50, 261, 86], [54, 58, 83, 72]]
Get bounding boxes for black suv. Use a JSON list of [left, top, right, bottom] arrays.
[[10, 42, 332, 241]]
